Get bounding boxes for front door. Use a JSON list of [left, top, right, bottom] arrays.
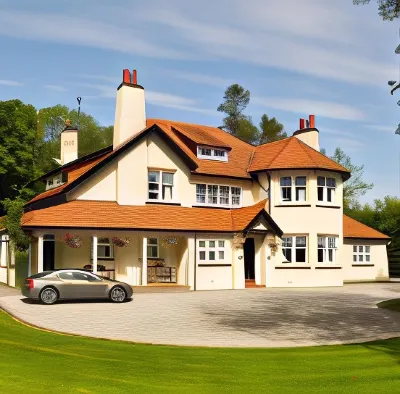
[[43, 239, 55, 271], [244, 238, 255, 280]]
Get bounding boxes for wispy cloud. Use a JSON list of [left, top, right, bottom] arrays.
[[0, 79, 22, 86], [252, 97, 366, 121], [44, 84, 67, 92], [165, 70, 233, 88], [364, 124, 397, 133]]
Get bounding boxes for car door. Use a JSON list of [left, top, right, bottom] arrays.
[[57, 271, 90, 299], [83, 272, 110, 298]]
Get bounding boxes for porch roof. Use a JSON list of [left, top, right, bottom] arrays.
[[21, 199, 282, 235]]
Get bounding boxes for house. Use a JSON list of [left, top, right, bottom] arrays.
[[17, 69, 390, 290]]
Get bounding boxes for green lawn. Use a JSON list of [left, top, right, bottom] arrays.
[[378, 299, 400, 312], [0, 311, 399, 393]]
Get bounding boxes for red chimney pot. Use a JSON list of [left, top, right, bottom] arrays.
[[309, 114, 315, 128], [299, 118, 305, 129], [123, 69, 131, 84], [132, 70, 137, 85]]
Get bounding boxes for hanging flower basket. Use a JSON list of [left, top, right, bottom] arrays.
[[111, 237, 130, 247], [64, 233, 83, 248], [233, 233, 246, 249], [161, 236, 179, 248], [268, 242, 279, 253]]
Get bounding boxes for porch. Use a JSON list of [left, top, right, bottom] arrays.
[[29, 230, 192, 288]]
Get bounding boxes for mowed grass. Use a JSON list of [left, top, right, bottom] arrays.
[[0, 311, 399, 393]]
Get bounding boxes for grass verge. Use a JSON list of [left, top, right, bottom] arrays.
[[0, 310, 399, 393], [377, 298, 400, 312]]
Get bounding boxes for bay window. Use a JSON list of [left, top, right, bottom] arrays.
[[317, 176, 336, 203], [198, 240, 225, 262], [195, 184, 242, 207], [280, 176, 307, 202], [282, 236, 307, 263], [148, 170, 174, 202], [318, 236, 338, 263], [353, 245, 371, 263]]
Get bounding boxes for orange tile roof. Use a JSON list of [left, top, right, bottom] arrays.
[[343, 214, 390, 239], [249, 137, 350, 177], [21, 199, 272, 233]]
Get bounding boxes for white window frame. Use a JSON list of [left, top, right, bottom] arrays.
[[197, 240, 226, 262], [97, 238, 114, 259], [353, 245, 371, 264], [148, 170, 175, 202], [197, 146, 228, 162], [317, 176, 336, 203], [281, 235, 308, 263], [317, 236, 338, 263], [195, 184, 242, 208], [280, 176, 307, 203], [147, 238, 159, 258]]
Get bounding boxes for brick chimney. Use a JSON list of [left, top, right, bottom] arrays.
[[60, 119, 78, 164], [293, 114, 320, 151], [113, 69, 146, 148]]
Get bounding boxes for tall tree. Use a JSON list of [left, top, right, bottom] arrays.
[[353, 0, 400, 20], [259, 114, 287, 144], [331, 147, 374, 211], [0, 100, 38, 212], [217, 84, 250, 136], [235, 117, 260, 144]]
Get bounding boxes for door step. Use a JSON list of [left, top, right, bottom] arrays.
[[245, 279, 265, 289]]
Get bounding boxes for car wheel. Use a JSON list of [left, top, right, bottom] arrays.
[[109, 286, 127, 303], [40, 287, 59, 305]]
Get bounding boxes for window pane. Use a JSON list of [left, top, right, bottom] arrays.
[[209, 251, 215, 260], [353, 255, 357, 262], [218, 241, 224, 247], [219, 251, 224, 260], [231, 187, 241, 206], [148, 238, 158, 245], [196, 184, 206, 203], [219, 186, 230, 205], [317, 176, 325, 186], [149, 192, 159, 199], [207, 185, 218, 204], [359, 246, 364, 252], [328, 249, 333, 262], [199, 251, 206, 260], [282, 187, 292, 201], [162, 172, 174, 185], [353, 245, 357, 253], [296, 188, 306, 201], [296, 236, 306, 246], [282, 237, 292, 247], [318, 249, 324, 263], [148, 171, 159, 182], [209, 241, 215, 248], [147, 246, 158, 257], [327, 178, 336, 187], [162, 185, 173, 201], [366, 255, 370, 262], [149, 183, 159, 191], [359, 255, 363, 262], [296, 248, 306, 263], [280, 177, 292, 186], [295, 176, 306, 186], [318, 237, 325, 248], [327, 188, 334, 202], [199, 241, 206, 247], [365, 246, 370, 253], [317, 187, 324, 201], [283, 248, 292, 262], [328, 237, 336, 248], [214, 150, 225, 157], [200, 148, 211, 156]]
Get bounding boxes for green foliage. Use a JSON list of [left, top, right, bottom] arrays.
[[353, 0, 400, 21], [259, 114, 287, 144], [331, 147, 374, 211], [1, 198, 30, 251], [235, 117, 260, 144]]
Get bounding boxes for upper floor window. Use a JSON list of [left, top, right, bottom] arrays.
[[317, 176, 336, 203], [196, 184, 242, 207], [148, 170, 174, 202], [198, 240, 225, 262], [318, 236, 338, 263], [45, 173, 67, 190], [353, 245, 371, 263], [280, 176, 307, 202], [197, 146, 228, 162], [282, 236, 307, 263]]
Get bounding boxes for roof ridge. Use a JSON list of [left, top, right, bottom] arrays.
[[267, 137, 293, 168], [296, 138, 318, 166], [247, 148, 257, 171]]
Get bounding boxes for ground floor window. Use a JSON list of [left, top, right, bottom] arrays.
[[147, 238, 159, 258], [282, 236, 307, 263], [353, 245, 371, 263], [198, 240, 225, 262], [318, 236, 338, 263], [97, 238, 113, 259]]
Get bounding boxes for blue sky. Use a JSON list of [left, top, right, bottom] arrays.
[[0, 0, 399, 204]]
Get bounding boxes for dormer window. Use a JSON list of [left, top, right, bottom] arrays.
[[45, 172, 67, 190], [197, 146, 228, 162]]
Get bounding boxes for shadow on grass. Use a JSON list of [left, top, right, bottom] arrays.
[[360, 338, 400, 366], [377, 299, 400, 312]]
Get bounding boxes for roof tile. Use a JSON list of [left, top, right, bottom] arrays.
[[343, 214, 390, 239]]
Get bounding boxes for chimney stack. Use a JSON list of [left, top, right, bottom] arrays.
[[113, 69, 146, 148], [293, 114, 320, 151], [60, 119, 78, 165]]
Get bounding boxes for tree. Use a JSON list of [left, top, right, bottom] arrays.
[[353, 0, 400, 20], [331, 147, 374, 211], [217, 84, 250, 136], [259, 114, 287, 144], [235, 117, 260, 144], [0, 100, 38, 212]]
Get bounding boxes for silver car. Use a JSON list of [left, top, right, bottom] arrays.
[[22, 269, 133, 305]]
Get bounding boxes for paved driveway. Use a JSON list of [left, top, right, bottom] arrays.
[[1, 283, 400, 347]]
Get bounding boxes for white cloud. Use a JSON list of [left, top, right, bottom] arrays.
[[44, 84, 67, 92], [0, 79, 22, 86], [252, 97, 366, 121]]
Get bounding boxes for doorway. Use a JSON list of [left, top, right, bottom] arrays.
[[43, 235, 55, 271], [243, 237, 255, 281]]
